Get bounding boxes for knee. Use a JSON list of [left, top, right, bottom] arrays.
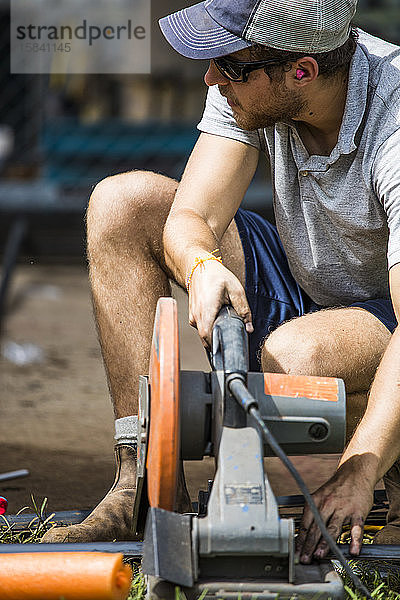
[[261, 319, 325, 376], [87, 170, 177, 248]]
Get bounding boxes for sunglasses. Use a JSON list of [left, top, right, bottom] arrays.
[[213, 56, 285, 83]]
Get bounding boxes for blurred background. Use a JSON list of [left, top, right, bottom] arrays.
[[0, 0, 398, 515], [0, 0, 399, 262]]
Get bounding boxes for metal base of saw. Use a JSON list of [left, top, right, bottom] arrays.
[[147, 563, 344, 600], [141, 300, 347, 600]]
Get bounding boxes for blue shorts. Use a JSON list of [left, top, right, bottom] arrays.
[[234, 208, 397, 372]]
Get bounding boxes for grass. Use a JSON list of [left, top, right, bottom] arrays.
[[0, 496, 147, 600], [0, 496, 55, 544], [1, 499, 400, 600], [126, 566, 400, 600], [339, 562, 400, 599], [335, 528, 400, 599], [127, 565, 146, 600]]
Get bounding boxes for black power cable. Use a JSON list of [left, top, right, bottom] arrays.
[[228, 376, 373, 600]]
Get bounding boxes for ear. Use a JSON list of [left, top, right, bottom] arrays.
[[286, 57, 319, 88]]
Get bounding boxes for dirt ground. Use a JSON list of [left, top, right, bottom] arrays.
[[1, 263, 344, 517]]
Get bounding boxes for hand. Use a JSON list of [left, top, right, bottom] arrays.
[[295, 456, 375, 563], [188, 259, 253, 348]]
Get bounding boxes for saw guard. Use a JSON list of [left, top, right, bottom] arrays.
[[264, 373, 339, 402], [147, 297, 180, 511]]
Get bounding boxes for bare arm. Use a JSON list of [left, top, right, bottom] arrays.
[[296, 263, 400, 561], [338, 268, 400, 472], [163, 132, 259, 343]]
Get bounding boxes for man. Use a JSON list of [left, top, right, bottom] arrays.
[[43, 0, 400, 562]]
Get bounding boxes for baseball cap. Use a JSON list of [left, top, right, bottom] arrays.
[[159, 0, 357, 60]]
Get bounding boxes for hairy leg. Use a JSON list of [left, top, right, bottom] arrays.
[[87, 170, 245, 418], [42, 170, 245, 542], [87, 171, 176, 418], [261, 307, 391, 441]]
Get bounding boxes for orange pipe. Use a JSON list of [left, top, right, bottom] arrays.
[[0, 552, 132, 600]]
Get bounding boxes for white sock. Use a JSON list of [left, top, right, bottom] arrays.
[[114, 415, 138, 446]]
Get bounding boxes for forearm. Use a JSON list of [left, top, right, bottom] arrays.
[[162, 133, 259, 288], [339, 326, 400, 482], [163, 208, 222, 288]]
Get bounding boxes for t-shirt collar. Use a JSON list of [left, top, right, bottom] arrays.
[[334, 44, 369, 156]]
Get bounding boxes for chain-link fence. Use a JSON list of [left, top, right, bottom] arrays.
[[0, 1, 210, 260], [0, 0, 399, 261], [0, 1, 209, 202]]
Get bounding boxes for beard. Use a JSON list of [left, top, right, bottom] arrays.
[[220, 80, 307, 131]]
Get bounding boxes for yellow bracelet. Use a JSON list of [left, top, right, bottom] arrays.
[[186, 250, 223, 291]]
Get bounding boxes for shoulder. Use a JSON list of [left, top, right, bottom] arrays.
[[357, 29, 399, 60], [355, 30, 400, 140], [357, 30, 400, 107]]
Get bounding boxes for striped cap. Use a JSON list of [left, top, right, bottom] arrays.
[[159, 0, 357, 59]]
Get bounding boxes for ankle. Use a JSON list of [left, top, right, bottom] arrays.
[[114, 415, 138, 446]]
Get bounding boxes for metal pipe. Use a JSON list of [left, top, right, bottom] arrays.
[[276, 490, 387, 508], [0, 469, 30, 483], [0, 542, 143, 558], [3, 509, 91, 528], [0, 541, 399, 563]]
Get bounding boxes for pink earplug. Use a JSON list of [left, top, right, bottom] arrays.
[[296, 69, 306, 80]]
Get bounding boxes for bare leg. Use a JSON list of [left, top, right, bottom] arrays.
[[87, 171, 177, 417], [261, 307, 391, 442], [42, 170, 246, 542], [87, 170, 245, 417]]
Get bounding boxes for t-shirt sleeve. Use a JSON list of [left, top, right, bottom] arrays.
[[197, 84, 263, 151], [373, 128, 400, 269]]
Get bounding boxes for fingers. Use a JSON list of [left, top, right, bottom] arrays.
[[313, 516, 345, 560], [228, 287, 253, 333], [296, 507, 330, 564], [295, 505, 314, 556], [196, 306, 220, 348], [297, 514, 343, 563], [188, 266, 253, 345], [296, 498, 342, 564], [188, 311, 195, 328], [245, 322, 254, 333], [296, 508, 365, 563], [349, 517, 364, 555], [197, 294, 253, 346]]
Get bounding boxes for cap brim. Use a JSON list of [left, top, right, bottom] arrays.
[[159, 1, 251, 60]]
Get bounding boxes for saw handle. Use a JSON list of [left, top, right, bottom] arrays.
[[211, 305, 249, 376]]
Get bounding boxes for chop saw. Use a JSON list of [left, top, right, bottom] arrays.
[[133, 297, 371, 599]]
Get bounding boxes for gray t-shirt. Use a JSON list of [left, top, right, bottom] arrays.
[[197, 31, 400, 306]]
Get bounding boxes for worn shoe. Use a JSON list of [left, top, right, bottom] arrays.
[[41, 443, 193, 543], [41, 444, 139, 543], [374, 459, 400, 544]]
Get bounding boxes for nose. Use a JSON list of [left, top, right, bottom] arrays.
[[204, 60, 229, 87]]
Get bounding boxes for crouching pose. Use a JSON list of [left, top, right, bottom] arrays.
[[43, 0, 400, 561]]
